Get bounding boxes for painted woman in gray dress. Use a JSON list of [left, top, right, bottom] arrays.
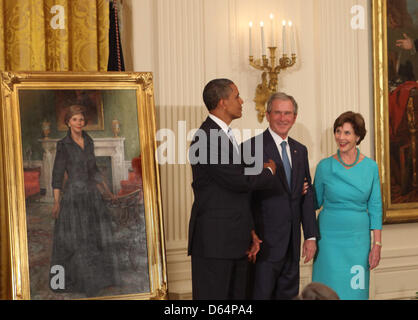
[[50, 105, 120, 297]]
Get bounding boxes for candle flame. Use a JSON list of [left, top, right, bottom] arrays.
[[249, 21, 253, 27], [260, 21, 264, 27], [288, 20, 292, 27], [270, 13, 274, 20], [282, 20, 286, 26]]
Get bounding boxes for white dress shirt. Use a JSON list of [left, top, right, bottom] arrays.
[[268, 127, 292, 167], [209, 114, 239, 152], [209, 114, 230, 136]]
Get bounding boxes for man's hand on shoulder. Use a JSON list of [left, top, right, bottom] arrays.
[[264, 159, 276, 175], [302, 178, 309, 195]]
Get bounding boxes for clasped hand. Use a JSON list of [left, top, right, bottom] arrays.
[[263, 159, 276, 175], [247, 230, 262, 263]]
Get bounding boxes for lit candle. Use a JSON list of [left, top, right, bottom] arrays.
[[288, 21, 295, 54], [249, 21, 253, 56], [260, 21, 266, 56], [270, 13, 274, 47], [282, 20, 286, 54]]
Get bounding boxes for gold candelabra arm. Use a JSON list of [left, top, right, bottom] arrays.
[[291, 53, 296, 64], [249, 57, 263, 71], [262, 55, 269, 67], [249, 55, 271, 71], [276, 54, 297, 72]]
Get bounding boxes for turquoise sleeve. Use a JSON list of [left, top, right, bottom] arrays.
[[313, 160, 325, 210], [368, 163, 383, 230]]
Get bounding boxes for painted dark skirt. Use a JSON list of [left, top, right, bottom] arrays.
[[49, 181, 121, 297]]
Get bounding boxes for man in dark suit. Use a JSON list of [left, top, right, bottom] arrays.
[[188, 78, 277, 300], [248, 92, 318, 300]]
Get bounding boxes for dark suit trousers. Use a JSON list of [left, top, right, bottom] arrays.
[[253, 241, 300, 300], [191, 255, 249, 300]]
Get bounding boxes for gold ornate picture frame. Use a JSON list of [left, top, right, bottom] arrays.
[[372, 0, 418, 223], [0, 72, 167, 299]]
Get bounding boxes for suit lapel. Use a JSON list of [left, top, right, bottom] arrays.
[[263, 130, 291, 193], [288, 138, 300, 194], [263, 130, 281, 164]]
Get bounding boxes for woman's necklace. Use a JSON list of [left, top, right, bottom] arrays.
[[337, 147, 360, 167]]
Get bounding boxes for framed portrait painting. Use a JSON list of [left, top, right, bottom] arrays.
[[0, 72, 167, 299], [372, 0, 418, 223]]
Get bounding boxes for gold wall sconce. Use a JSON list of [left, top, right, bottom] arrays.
[[249, 16, 297, 122]]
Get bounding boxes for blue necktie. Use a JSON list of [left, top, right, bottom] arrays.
[[281, 141, 292, 187]]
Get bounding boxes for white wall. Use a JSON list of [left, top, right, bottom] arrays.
[[125, 0, 418, 299]]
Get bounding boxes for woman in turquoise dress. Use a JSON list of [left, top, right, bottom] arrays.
[[312, 111, 383, 300]]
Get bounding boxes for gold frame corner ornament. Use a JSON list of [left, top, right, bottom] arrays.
[[1, 72, 20, 96], [0, 71, 168, 299], [372, 0, 418, 224]]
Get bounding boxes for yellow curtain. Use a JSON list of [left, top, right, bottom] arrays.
[[0, 0, 109, 71]]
